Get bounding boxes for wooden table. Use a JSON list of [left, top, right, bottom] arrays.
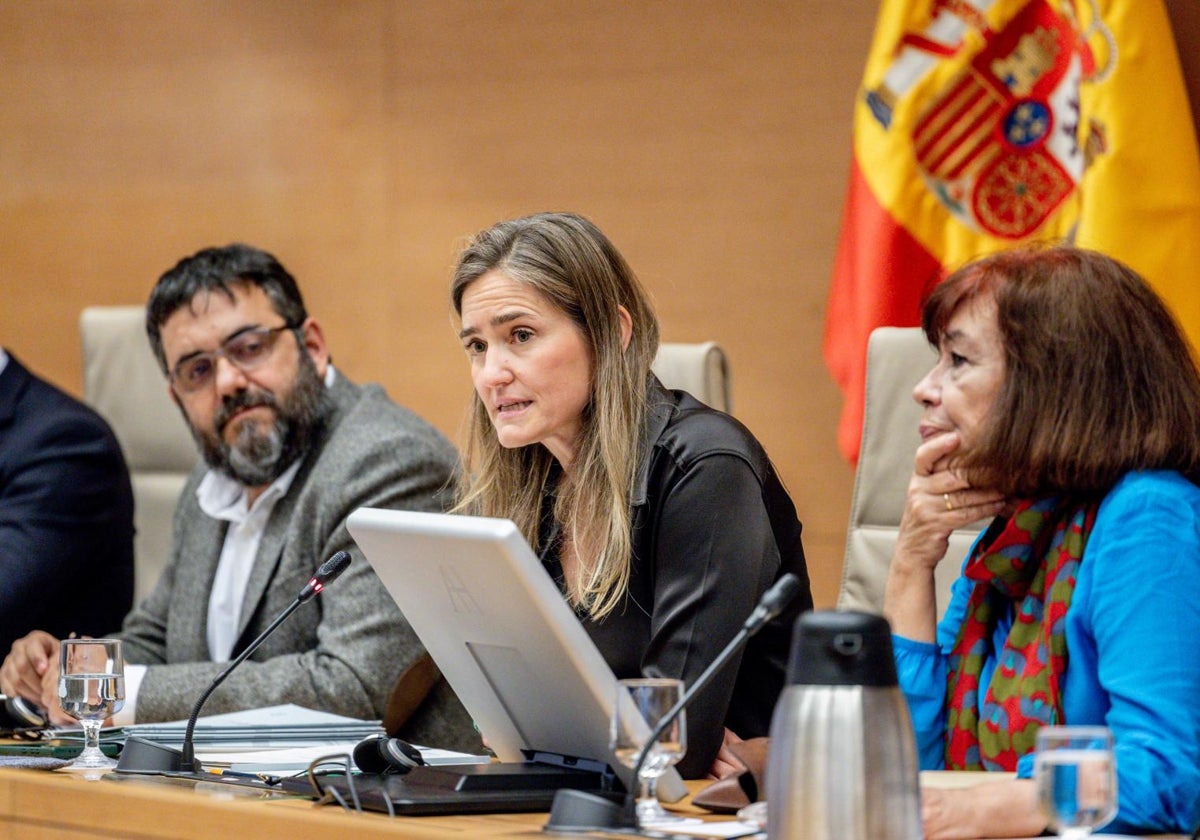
[[919, 772, 1187, 838], [0, 767, 718, 840], [0, 767, 1187, 839]]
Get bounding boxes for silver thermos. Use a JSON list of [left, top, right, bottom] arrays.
[[766, 610, 923, 840]]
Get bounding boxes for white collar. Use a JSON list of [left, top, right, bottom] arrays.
[[196, 457, 303, 523]]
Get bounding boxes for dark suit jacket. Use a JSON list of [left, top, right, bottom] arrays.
[[117, 373, 477, 751], [0, 352, 135, 653]]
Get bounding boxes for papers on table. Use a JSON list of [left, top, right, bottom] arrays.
[[667, 823, 761, 839], [45, 726, 125, 744], [203, 743, 491, 774], [119, 703, 490, 773], [122, 703, 382, 750]]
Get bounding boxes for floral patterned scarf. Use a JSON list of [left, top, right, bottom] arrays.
[[944, 496, 1098, 771]]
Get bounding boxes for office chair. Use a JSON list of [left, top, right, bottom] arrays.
[[836, 327, 985, 619], [651, 341, 731, 413], [80, 306, 197, 603]]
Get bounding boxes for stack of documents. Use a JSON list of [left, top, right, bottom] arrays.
[[123, 703, 382, 750], [122, 704, 382, 772], [121, 703, 489, 773]]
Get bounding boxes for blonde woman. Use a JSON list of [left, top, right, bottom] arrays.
[[450, 212, 812, 779]]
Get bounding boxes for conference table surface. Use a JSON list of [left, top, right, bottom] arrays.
[[0, 766, 1186, 839]]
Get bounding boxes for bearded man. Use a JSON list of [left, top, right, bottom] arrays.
[[0, 244, 475, 751]]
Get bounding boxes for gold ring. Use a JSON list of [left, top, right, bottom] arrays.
[[944, 493, 954, 511]]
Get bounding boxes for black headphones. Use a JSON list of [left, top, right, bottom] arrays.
[[351, 734, 426, 775], [0, 696, 46, 732]]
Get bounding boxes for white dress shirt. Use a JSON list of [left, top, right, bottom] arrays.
[[199, 459, 302, 663]]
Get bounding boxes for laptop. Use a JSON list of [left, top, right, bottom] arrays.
[[315, 507, 686, 815]]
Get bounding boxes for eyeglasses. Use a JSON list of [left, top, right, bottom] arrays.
[[169, 324, 298, 394]]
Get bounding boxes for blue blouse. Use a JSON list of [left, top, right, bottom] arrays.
[[894, 470, 1200, 834]]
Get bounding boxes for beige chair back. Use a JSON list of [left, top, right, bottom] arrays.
[[652, 341, 731, 413], [80, 306, 197, 602], [836, 327, 984, 619]]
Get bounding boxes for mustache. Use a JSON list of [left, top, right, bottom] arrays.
[[214, 389, 278, 434]]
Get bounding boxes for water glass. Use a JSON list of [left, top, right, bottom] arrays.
[[58, 639, 125, 772], [610, 677, 688, 827], [1034, 725, 1117, 839]]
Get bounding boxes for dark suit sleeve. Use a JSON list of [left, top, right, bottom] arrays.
[[0, 397, 135, 648]]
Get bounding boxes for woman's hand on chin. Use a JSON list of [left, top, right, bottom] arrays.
[[895, 432, 1005, 574]]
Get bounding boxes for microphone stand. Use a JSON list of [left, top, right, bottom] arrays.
[[115, 551, 351, 776], [176, 597, 309, 772], [618, 621, 765, 828], [546, 573, 802, 833]]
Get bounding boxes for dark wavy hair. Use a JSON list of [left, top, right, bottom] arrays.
[[146, 243, 307, 373], [923, 244, 1200, 498]]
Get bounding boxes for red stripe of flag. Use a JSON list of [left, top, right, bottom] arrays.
[[824, 155, 944, 463]]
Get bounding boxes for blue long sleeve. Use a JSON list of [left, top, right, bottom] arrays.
[[894, 471, 1200, 834]]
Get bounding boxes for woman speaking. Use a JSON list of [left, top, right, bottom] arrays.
[[448, 212, 811, 779]]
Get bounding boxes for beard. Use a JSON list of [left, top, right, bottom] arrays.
[[189, 352, 331, 487]]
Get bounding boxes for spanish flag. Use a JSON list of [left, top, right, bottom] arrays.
[[825, 0, 1200, 463]]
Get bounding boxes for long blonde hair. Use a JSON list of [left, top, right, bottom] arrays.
[[450, 212, 660, 619]]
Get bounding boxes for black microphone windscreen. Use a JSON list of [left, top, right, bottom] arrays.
[[760, 573, 803, 620], [297, 550, 353, 603], [314, 550, 352, 585]]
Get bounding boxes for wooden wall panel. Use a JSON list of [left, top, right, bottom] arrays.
[[0, 0, 878, 607]]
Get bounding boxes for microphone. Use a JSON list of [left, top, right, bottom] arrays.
[[742, 573, 804, 635], [115, 551, 352, 776], [298, 551, 353, 603], [546, 573, 805, 832]]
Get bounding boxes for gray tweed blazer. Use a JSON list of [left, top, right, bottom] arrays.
[[116, 374, 478, 750]]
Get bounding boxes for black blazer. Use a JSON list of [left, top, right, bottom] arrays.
[[0, 353, 134, 653], [542, 380, 812, 778]]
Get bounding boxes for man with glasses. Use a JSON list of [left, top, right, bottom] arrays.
[[0, 244, 476, 751]]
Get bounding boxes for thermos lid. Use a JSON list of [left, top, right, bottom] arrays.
[[785, 610, 898, 687]]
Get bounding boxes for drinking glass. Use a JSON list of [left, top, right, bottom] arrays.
[[611, 677, 688, 827], [58, 639, 124, 771], [1034, 725, 1118, 839]]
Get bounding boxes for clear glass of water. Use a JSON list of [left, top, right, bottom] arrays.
[[58, 639, 124, 771], [610, 677, 688, 827], [1034, 725, 1118, 839]]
